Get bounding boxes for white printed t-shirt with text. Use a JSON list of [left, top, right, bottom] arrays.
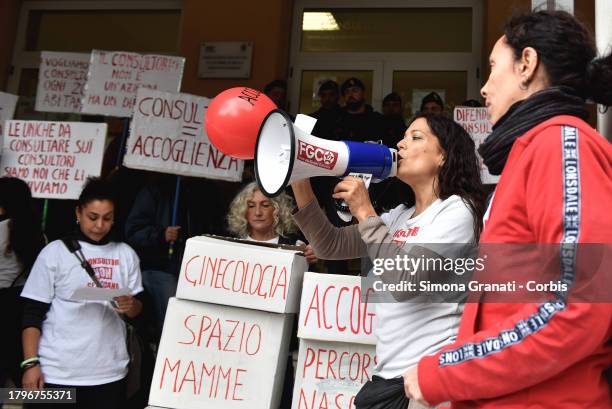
[[374, 195, 475, 379], [21, 239, 143, 386]]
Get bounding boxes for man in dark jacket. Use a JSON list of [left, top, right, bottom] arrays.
[[310, 80, 343, 141], [311, 78, 392, 275], [381, 92, 407, 148], [335, 77, 385, 143], [125, 176, 223, 339]]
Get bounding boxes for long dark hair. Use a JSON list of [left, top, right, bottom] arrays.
[[505, 10, 612, 106], [409, 113, 487, 242], [0, 177, 45, 273]]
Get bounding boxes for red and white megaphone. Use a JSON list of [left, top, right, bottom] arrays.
[[205, 87, 277, 159], [205, 87, 397, 200], [254, 109, 397, 197]]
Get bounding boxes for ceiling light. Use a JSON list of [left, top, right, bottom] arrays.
[[302, 12, 339, 31]]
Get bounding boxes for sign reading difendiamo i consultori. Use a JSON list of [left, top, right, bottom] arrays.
[[0, 120, 106, 199]]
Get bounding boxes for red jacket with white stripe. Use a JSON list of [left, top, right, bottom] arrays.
[[418, 115, 612, 408]]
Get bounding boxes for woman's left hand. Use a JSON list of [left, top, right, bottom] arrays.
[[113, 295, 142, 318], [303, 244, 318, 264], [403, 366, 429, 406], [332, 176, 377, 222]]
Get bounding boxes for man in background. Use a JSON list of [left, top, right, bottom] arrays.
[[264, 79, 288, 110], [420, 91, 445, 115], [381, 91, 407, 148], [310, 80, 342, 140], [335, 77, 385, 142]]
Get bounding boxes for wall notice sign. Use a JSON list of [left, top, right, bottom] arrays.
[[292, 339, 376, 409], [0, 120, 106, 199], [82, 50, 185, 117], [124, 88, 243, 181], [298, 272, 377, 345], [198, 42, 253, 79], [453, 107, 499, 184], [149, 298, 292, 409], [0, 91, 19, 137], [35, 52, 89, 113]]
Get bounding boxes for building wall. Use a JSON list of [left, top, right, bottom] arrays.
[[178, 0, 293, 99], [0, 0, 596, 101], [482, 0, 530, 82], [0, 0, 21, 90], [483, 0, 596, 81], [483, 0, 596, 125]]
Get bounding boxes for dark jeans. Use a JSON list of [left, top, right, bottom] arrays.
[[142, 269, 177, 340], [29, 378, 126, 409], [0, 286, 25, 389]]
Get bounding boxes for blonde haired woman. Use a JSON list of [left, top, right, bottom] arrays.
[[227, 182, 298, 244]]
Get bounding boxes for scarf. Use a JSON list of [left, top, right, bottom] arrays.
[[70, 228, 112, 246], [478, 87, 588, 175]]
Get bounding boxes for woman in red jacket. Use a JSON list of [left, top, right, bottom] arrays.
[[404, 10, 612, 408]]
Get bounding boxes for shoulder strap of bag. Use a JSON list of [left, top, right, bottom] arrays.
[[61, 237, 121, 310], [61, 237, 105, 288]]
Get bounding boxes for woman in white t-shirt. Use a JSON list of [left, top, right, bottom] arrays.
[[291, 113, 487, 409], [21, 178, 144, 409]]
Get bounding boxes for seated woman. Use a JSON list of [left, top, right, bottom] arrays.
[[291, 113, 486, 409], [21, 178, 144, 409], [227, 181, 317, 263]]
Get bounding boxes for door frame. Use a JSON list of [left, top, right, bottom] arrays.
[[290, 60, 384, 116], [289, 0, 483, 114]]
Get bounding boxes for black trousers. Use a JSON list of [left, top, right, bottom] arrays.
[[29, 377, 126, 409]]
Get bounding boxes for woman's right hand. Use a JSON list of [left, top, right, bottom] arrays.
[[22, 365, 45, 390]]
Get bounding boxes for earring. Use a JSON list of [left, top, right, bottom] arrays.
[[519, 79, 529, 91], [76, 219, 80, 224]]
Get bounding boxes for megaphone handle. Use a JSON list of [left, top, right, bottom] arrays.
[[334, 173, 373, 222]]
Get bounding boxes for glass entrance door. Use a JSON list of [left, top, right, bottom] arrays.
[[289, 1, 483, 116]]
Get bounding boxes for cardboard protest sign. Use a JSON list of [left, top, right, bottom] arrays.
[[0, 120, 106, 199], [82, 50, 185, 117], [35, 52, 89, 113], [123, 88, 243, 181], [0, 91, 18, 140], [298, 272, 377, 345], [292, 339, 376, 409], [149, 298, 292, 409], [176, 236, 308, 313], [453, 107, 499, 184]]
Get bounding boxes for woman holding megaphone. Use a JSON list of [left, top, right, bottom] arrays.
[[291, 112, 486, 409]]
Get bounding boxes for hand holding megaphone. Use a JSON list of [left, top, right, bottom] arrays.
[[332, 175, 378, 222]]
